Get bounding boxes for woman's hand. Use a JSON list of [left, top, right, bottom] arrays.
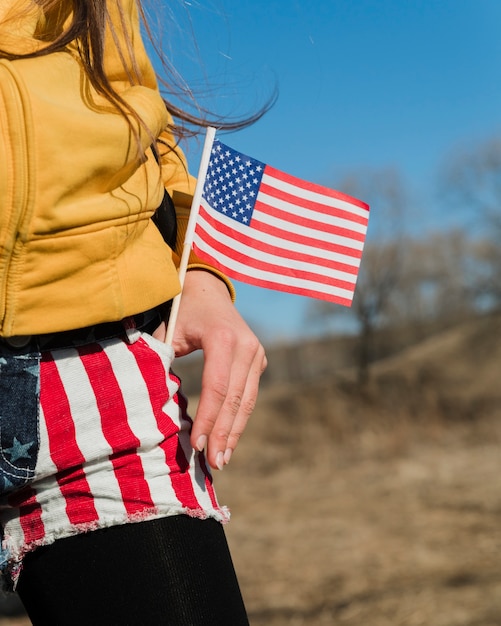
[[153, 270, 267, 470]]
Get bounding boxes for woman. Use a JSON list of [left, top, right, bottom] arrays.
[[0, 0, 268, 623]]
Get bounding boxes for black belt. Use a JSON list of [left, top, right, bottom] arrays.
[[0, 303, 169, 353]]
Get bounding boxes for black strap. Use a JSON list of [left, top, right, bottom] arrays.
[[151, 189, 177, 249], [151, 144, 178, 249]]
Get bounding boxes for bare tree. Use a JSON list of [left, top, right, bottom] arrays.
[[307, 167, 408, 385], [387, 230, 479, 329], [440, 135, 501, 305], [350, 241, 402, 384]]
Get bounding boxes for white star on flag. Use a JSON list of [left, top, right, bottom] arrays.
[[193, 139, 370, 306]]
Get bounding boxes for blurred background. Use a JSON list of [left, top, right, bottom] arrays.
[[162, 0, 501, 345], [171, 2, 501, 625], [3, 1, 500, 624]]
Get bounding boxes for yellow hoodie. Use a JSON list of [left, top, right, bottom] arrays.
[[0, 0, 228, 337]]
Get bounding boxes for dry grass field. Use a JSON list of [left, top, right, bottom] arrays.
[[2, 313, 500, 625], [215, 312, 501, 626], [218, 425, 501, 626]]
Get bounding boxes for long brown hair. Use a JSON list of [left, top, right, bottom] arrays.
[[0, 0, 274, 141]]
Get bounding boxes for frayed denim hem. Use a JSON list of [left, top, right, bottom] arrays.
[[2, 504, 230, 590]]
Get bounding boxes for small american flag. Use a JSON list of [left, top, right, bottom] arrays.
[[193, 139, 370, 306]]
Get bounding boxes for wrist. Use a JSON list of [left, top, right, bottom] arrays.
[[185, 263, 236, 302], [185, 266, 236, 301]]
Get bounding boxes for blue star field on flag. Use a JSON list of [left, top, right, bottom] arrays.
[[202, 141, 265, 225]]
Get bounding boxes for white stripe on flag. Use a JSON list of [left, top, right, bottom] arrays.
[[253, 200, 366, 251], [197, 205, 359, 284], [199, 200, 362, 267], [194, 234, 356, 301], [260, 183, 369, 237], [261, 171, 371, 222]]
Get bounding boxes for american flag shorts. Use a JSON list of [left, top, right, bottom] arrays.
[[0, 319, 228, 587]]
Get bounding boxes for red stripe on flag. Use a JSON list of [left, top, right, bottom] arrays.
[[252, 204, 363, 258], [264, 164, 370, 212], [40, 353, 99, 525], [8, 486, 45, 546], [256, 194, 367, 242], [125, 340, 202, 512], [77, 344, 155, 516], [199, 207, 359, 275], [259, 183, 369, 230], [195, 223, 356, 292], [199, 204, 362, 261], [191, 246, 354, 307]]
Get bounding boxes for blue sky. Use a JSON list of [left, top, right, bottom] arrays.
[[152, 0, 501, 343]]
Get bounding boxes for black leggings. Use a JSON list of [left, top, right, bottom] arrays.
[[17, 515, 249, 626]]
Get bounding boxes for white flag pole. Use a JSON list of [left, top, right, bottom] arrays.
[[165, 125, 217, 346]]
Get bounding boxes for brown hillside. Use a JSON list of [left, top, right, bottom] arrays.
[[218, 312, 501, 472], [212, 312, 501, 626]]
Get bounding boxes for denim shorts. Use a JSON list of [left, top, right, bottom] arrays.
[[0, 312, 228, 588]]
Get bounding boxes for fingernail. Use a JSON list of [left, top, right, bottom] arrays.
[[196, 435, 207, 452], [223, 448, 233, 465], [216, 451, 225, 471]]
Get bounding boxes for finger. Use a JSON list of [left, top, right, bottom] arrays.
[[195, 333, 260, 469], [189, 329, 236, 461], [223, 346, 267, 464], [205, 341, 266, 470], [204, 342, 257, 469]]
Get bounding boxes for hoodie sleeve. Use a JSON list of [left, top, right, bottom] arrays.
[[156, 123, 236, 301], [108, 0, 236, 299]]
